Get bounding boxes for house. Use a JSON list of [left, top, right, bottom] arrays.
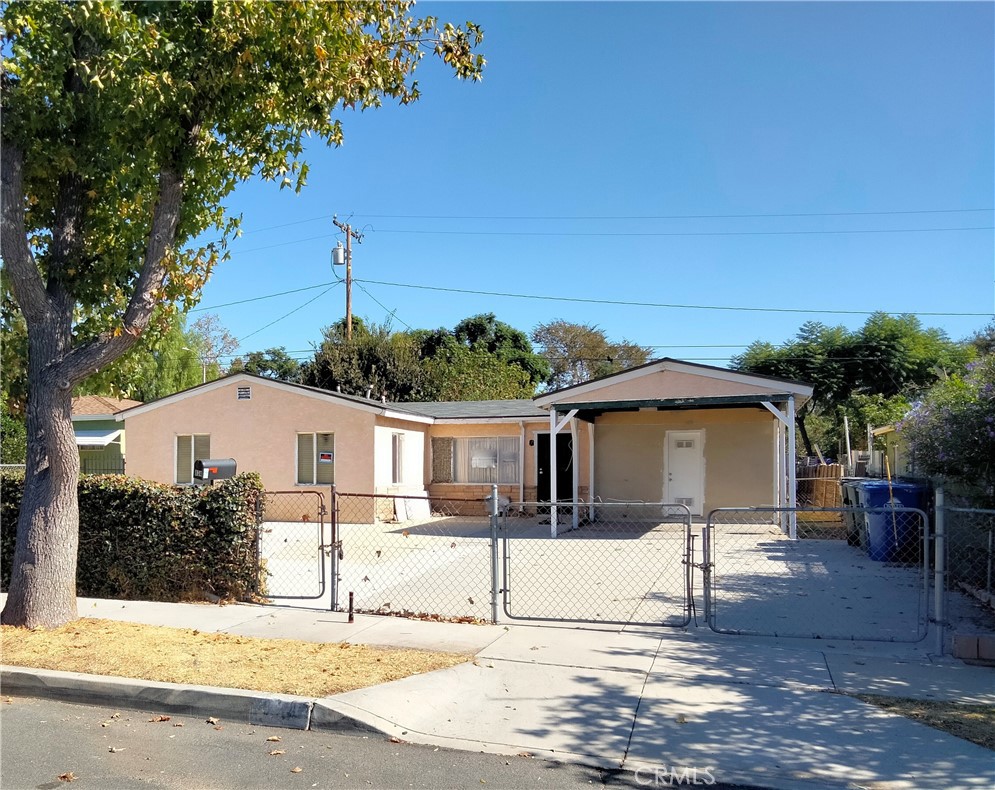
[[116, 360, 812, 520], [71, 395, 142, 475]]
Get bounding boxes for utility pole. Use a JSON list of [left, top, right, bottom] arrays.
[[332, 216, 364, 341]]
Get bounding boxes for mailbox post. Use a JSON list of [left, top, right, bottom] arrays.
[[193, 458, 237, 484]]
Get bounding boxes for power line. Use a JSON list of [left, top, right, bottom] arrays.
[[190, 282, 335, 312], [237, 284, 339, 344], [355, 277, 993, 318], [201, 207, 993, 245], [372, 226, 993, 238], [349, 208, 994, 221]]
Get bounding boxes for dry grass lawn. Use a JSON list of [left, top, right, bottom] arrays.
[[855, 694, 995, 752], [1, 618, 469, 697]]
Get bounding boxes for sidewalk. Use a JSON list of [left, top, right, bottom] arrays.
[[3, 597, 993, 789]]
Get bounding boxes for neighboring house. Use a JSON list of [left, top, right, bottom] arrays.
[[71, 395, 142, 475], [116, 360, 813, 518]]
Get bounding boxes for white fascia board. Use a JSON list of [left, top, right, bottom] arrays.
[[73, 414, 116, 422], [380, 409, 434, 425], [430, 416, 548, 425], [116, 373, 388, 421]]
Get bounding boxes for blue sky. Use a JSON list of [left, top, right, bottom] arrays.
[[193, 1, 994, 368]]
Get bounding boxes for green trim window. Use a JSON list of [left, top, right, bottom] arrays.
[[297, 432, 334, 485], [175, 434, 210, 485]]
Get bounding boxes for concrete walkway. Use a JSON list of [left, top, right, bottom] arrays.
[[3, 597, 993, 789]]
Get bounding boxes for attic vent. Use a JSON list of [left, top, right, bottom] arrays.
[[236, 386, 251, 401], [676, 439, 694, 449]]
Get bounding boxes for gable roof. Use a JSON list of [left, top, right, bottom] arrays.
[[72, 395, 143, 417], [113, 372, 436, 423], [534, 357, 813, 408]]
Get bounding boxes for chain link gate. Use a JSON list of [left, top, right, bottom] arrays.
[[500, 501, 693, 626], [331, 491, 494, 621], [702, 506, 930, 642], [257, 491, 328, 602]]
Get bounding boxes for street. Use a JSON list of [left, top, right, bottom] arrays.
[[0, 696, 757, 790]]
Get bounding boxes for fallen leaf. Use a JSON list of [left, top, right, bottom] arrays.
[[173, 723, 184, 728], [266, 736, 282, 742], [401, 530, 409, 538], [291, 767, 302, 773], [206, 717, 219, 725], [213, 726, 224, 731], [676, 714, 688, 724], [269, 749, 286, 756], [148, 715, 171, 722], [388, 736, 405, 744], [108, 747, 125, 753], [450, 542, 456, 549], [58, 772, 77, 782]]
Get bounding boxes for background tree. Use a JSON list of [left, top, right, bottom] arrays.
[[531, 320, 651, 390], [1, 398, 27, 465], [302, 319, 426, 401], [190, 313, 239, 382], [442, 313, 549, 392], [732, 314, 973, 458], [228, 347, 302, 383], [1, 0, 483, 628], [0, 277, 29, 415], [421, 346, 534, 400], [898, 354, 995, 496]]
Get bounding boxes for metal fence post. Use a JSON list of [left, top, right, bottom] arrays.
[[489, 483, 500, 624], [934, 485, 946, 656], [329, 483, 339, 612]]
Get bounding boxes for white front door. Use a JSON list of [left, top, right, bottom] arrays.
[[665, 430, 704, 515]]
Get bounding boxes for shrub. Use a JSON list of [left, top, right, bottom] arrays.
[[898, 355, 995, 495], [1, 472, 263, 601]]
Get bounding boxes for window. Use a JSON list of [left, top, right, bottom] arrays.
[[297, 432, 334, 485], [175, 434, 210, 484], [391, 433, 404, 485], [451, 437, 519, 484]]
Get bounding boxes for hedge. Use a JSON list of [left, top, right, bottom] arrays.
[[1, 471, 263, 602]]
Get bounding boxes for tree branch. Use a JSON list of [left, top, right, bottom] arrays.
[[56, 168, 185, 386], [0, 144, 49, 324]]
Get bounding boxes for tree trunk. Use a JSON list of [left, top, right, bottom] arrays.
[[1, 335, 81, 628]]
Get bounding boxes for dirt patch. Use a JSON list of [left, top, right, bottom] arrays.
[[1, 618, 469, 697], [855, 694, 995, 751]]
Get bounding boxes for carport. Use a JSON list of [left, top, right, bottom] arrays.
[[533, 360, 813, 537]]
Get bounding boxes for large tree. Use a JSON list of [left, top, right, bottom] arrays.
[[531, 320, 651, 390], [229, 347, 302, 383], [732, 314, 973, 457], [0, 1, 483, 628]]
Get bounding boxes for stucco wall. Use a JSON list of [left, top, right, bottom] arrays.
[[122, 380, 381, 495], [373, 418, 427, 494], [593, 408, 775, 510], [566, 369, 781, 402]]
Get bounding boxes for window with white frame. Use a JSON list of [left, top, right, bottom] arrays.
[[391, 433, 404, 485], [175, 434, 210, 485], [452, 437, 519, 484], [297, 432, 334, 485]]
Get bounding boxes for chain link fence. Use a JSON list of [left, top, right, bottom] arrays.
[[333, 492, 493, 621], [500, 501, 692, 626], [257, 491, 327, 601], [705, 506, 929, 642]]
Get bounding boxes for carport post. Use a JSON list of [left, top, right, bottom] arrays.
[[934, 486, 946, 655], [787, 396, 797, 539], [489, 484, 500, 624]]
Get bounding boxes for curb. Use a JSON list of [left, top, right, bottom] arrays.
[[1, 666, 383, 735]]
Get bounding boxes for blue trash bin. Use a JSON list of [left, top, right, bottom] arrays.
[[855, 481, 927, 562]]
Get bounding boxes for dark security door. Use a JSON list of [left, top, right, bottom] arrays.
[[536, 432, 574, 502]]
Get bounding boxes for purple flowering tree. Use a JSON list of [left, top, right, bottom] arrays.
[[898, 355, 995, 492]]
